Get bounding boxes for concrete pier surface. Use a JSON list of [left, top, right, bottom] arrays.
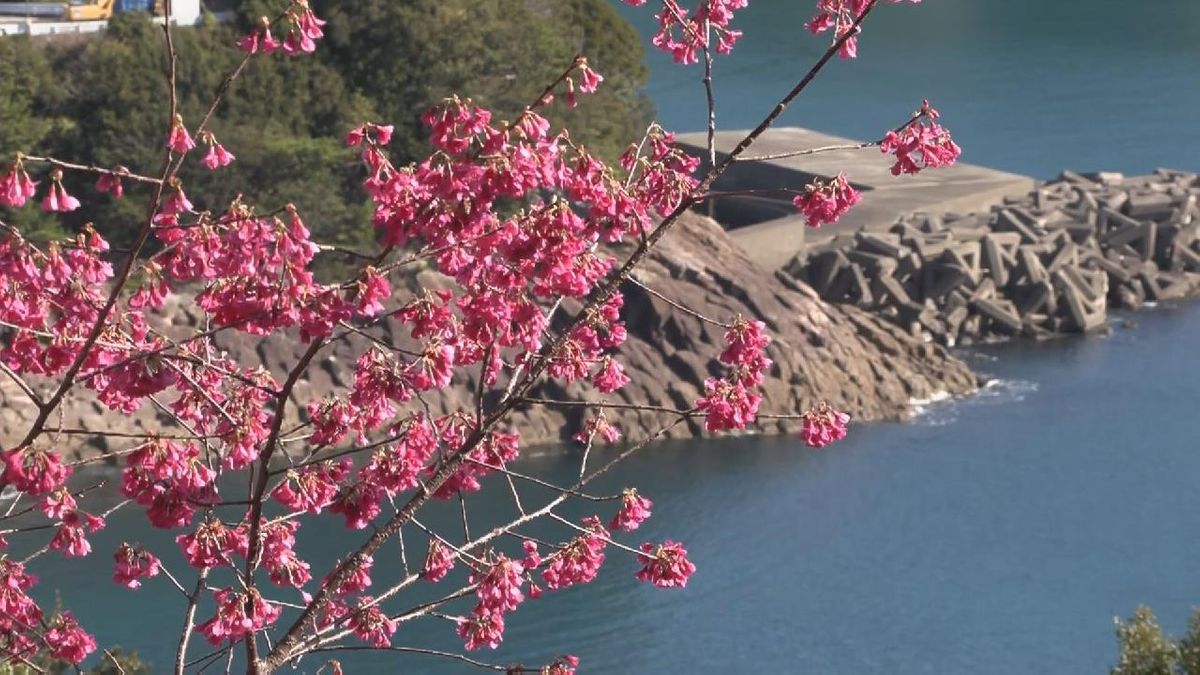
[[677, 127, 1035, 269]]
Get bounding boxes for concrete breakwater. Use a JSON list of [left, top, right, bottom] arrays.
[[786, 169, 1200, 346]]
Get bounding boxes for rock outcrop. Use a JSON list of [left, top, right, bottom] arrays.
[[0, 212, 979, 460]]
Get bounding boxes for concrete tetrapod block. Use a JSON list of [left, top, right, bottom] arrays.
[[995, 208, 1042, 243], [1124, 192, 1176, 219], [845, 248, 899, 274], [981, 235, 1010, 287], [1017, 246, 1050, 284], [877, 274, 914, 307], [972, 297, 1024, 334], [1055, 270, 1106, 332], [1047, 241, 1079, 274], [857, 233, 909, 259]]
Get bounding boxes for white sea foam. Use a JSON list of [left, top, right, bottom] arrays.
[[907, 390, 952, 408], [909, 378, 1039, 426]]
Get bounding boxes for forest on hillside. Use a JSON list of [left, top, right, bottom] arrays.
[[0, 0, 653, 254]]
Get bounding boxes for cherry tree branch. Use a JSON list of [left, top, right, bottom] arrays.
[[17, 156, 162, 185], [262, 10, 878, 665]]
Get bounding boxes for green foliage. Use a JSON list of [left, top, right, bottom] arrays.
[[0, 0, 651, 256], [1112, 605, 1200, 675], [0, 37, 70, 155], [0, 37, 72, 240], [37, 13, 376, 249], [0, 646, 150, 675], [313, 0, 652, 163]]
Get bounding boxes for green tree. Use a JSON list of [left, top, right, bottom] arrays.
[[0, 1, 651, 254], [37, 13, 375, 249], [0, 36, 68, 155], [0, 36, 72, 242], [313, 0, 652, 163], [1112, 605, 1200, 675], [0, 647, 149, 675]]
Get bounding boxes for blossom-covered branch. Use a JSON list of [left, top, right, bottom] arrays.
[[0, 0, 960, 672]]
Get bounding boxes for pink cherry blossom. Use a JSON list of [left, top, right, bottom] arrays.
[[575, 415, 623, 445], [610, 489, 654, 532], [591, 355, 631, 393], [801, 401, 851, 448], [880, 100, 962, 175], [635, 540, 697, 588], [545, 655, 581, 675], [542, 519, 607, 590], [0, 559, 42, 629], [40, 170, 80, 213], [113, 543, 162, 589], [474, 554, 526, 613], [0, 159, 38, 208], [95, 171, 124, 198], [44, 612, 96, 664], [354, 266, 391, 317], [200, 133, 236, 170], [806, 0, 922, 59], [323, 555, 373, 597], [457, 609, 505, 651], [274, 460, 350, 514], [631, 0, 749, 64], [578, 64, 603, 93], [2, 446, 71, 496], [350, 600, 397, 648], [176, 519, 245, 569], [792, 173, 861, 227], [197, 588, 281, 645], [167, 115, 196, 155], [263, 521, 312, 588], [421, 538, 456, 582], [49, 511, 104, 558], [330, 480, 385, 529], [695, 377, 761, 432]]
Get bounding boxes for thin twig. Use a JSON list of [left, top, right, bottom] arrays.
[[626, 276, 733, 327]]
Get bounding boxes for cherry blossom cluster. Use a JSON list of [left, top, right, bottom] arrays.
[[806, 0, 922, 59], [240, 0, 326, 56], [563, 57, 605, 108], [624, 0, 749, 64], [421, 538, 457, 582], [200, 131, 236, 170], [541, 518, 608, 591], [695, 316, 771, 431], [610, 489, 654, 531], [0, 560, 97, 664], [801, 401, 851, 448], [635, 541, 697, 588], [881, 100, 963, 175], [574, 413, 623, 445], [1, 159, 79, 213], [792, 173, 861, 228], [197, 588, 281, 646], [113, 542, 162, 588]]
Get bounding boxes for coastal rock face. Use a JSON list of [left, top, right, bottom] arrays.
[[597, 211, 979, 439], [0, 212, 978, 460]]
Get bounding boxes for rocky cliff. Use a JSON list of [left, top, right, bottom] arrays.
[[0, 212, 979, 460]]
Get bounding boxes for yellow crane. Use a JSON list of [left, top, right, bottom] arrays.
[[0, 0, 165, 22], [67, 0, 115, 21]]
